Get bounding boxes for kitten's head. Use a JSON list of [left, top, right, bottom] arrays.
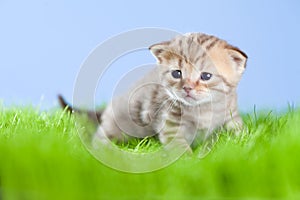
[[149, 33, 247, 106]]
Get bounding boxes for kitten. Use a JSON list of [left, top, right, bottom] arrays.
[[59, 33, 247, 153]]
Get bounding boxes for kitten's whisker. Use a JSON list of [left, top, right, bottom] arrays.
[[165, 98, 178, 113], [153, 97, 173, 116], [154, 97, 177, 116]]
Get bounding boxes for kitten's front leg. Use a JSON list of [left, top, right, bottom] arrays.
[[224, 114, 244, 135], [158, 119, 193, 154]]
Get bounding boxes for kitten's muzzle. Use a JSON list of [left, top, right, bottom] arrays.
[[183, 86, 193, 94]]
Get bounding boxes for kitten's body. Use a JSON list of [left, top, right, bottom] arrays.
[[60, 33, 247, 153]]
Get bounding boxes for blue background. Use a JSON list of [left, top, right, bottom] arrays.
[[1, 0, 299, 111]]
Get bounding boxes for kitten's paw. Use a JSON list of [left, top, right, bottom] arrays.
[[184, 146, 193, 155], [225, 117, 244, 136], [91, 127, 111, 149]]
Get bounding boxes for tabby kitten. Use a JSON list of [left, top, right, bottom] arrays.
[[59, 33, 247, 153]]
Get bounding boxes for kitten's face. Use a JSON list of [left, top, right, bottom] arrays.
[[150, 33, 247, 106]]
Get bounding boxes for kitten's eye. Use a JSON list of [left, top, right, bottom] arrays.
[[171, 70, 182, 79], [200, 72, 212, 81]]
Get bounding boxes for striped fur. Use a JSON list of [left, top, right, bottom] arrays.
[[92, 33, 247, 152]]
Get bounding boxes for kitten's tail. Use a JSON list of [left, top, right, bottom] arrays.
[[58, 94, 73, 113], [58, 94, 102, 124]]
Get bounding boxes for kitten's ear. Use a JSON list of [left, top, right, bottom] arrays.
[[226, 45, 248, 75], [149, 41, 170, 62]]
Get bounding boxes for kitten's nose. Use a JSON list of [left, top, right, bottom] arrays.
[[183, 86, 192, 93]]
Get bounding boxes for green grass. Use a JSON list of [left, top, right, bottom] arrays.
[[0, 106, 300, 200]]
